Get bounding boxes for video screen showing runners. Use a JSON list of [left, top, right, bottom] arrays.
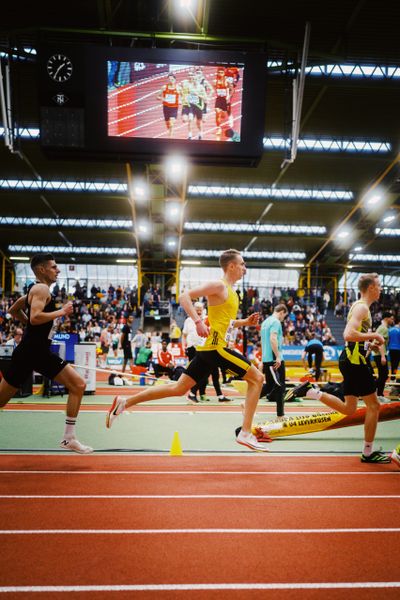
[[107, 61, 244, 142]]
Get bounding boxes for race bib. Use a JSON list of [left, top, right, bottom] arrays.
[[225, 320, 235, 343]]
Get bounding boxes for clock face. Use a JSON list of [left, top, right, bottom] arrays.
[[46, 54, 73, 82]]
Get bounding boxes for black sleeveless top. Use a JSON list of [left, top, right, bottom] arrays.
[[23, 283, 58, 344]]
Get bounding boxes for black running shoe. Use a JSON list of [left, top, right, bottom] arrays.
[[284, 380, 315, 402], [218, 396, 232, 403], [361, 450, 391, 463]]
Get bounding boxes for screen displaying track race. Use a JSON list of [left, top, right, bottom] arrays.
[[107, 61, 244, 142]]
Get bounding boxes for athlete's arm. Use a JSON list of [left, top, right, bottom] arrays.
[[29, 284, 73, 325], [343, 303, 384, 344], [234, 313, 260, 328], [179, 281, 225, 337], [270, 331, 281, 369], [8, 295, 28, 324]]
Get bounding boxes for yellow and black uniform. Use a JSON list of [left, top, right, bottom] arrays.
[[185, 281, 251, 383], [3, 283, 67, 388], [338, 300, 376, 396]]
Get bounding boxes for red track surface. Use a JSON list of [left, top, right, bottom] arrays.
[[0, 455, 399, 598]]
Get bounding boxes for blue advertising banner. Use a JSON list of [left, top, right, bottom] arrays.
[[53, 333, 79, 361], [282, 345, 344, 362]]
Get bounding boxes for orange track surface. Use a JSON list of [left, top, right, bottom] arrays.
[[0, 455, 399, 598]]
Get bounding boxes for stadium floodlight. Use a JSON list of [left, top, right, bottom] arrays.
[[137, 221, 151, 238], [131, 180, 149, 204], [366, 193, 383, 206], [353, 245, 363, 252], [116, 259, 137, 264], [382, 213, 396, 224], [9, 256, 29, 261], [165, 155, 187, 182], [166, 238, 177, 248], [165, 202, 181, 223], [336, 229, 350, 239]]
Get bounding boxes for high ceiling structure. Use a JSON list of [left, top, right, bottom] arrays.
[[1, 0, 400, 289]]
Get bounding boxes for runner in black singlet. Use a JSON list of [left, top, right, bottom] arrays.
[[0, 254, 93, 454]]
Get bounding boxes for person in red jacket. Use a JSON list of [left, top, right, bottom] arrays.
[[154, 339, 175, 379], [157, 74, 181, 138]]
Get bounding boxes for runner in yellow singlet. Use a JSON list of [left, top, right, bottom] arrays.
[[106, 249, 267, 451], [286, 273, 390, 463]]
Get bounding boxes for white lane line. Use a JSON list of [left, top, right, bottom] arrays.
[[0, 582, 399, 592], [1, 527, 399, 535], [0, 494, 399, 499], [0, 470, 397, 475]]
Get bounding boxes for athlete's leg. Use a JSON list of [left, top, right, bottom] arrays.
[[0, 378, 18, 408], [242, 364, 264, 432], [54, 364, 86, 418], [124, 373, 195, 409], [314, 390, 358, 415], [314, 348, 323, 381], [361, 391, 381, 443]]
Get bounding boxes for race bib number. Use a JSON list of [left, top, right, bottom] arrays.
[[217, 88, 227, 96], [165, 94, 176, 103], [225, 320, 235, 343]]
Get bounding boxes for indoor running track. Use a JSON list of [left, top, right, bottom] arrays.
[[0, 454, 399, 599]]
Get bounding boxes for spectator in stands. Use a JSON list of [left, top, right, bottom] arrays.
[[302, 333, 326, 381], [154, 339, 175, 379], [135, 340, 153, 368], [132, 328, 146, 361], [170, 319, 181, 342], [5, 328, 23, 349], [372, 311, 394, 401]]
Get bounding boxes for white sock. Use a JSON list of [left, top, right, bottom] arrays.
[[116, 398, 126, 415], [63, 417, 77, 440], [363, 442, 373, 457], [306, 387, 322, 400]]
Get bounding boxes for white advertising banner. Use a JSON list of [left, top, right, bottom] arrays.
[[75, 343, 97, 393]]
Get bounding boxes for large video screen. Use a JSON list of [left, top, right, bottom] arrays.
[[107, 62, 243, 143], [39, 45, 266, 166]]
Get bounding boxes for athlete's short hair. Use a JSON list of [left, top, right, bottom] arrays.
[[274, 303, 288, 315], [30, 253, 55, 272], [358, 273, 379, 293], [219, 249, 242, 271]]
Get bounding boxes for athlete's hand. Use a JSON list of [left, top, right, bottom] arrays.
[[246, 312, 260, 326], [372, 333, 385, 345], [61, 301, 74, 317], [196, 319, 210, 338]]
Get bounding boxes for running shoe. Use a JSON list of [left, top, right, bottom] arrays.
[[59, 438, 93, 454], [187, 393, 199, 404], [218, 396, 232, 403], [391, 445, 400, 468], [235, 428, 269, 452], [106, 395, 126, 429], [284, 380, 318, 402], [360, 450, 391, 463], [200, 395, 211, 402]]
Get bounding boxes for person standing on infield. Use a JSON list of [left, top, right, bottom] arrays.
[[260, 304, 288, 418], [0, 254, 93, 454], [106, 249, 266, 451], [285, 273, 390, 463]]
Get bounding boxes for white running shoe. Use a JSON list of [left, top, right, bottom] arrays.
[[106, 395, 126, 429], [236, 429, 269, 452], [391, 445, 400, 469], [59, 438, 93, 454]]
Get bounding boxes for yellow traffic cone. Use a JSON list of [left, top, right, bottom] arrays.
[[169, 431, 183, 456]]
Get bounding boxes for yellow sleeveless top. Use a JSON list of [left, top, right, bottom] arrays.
[[197, 280, 238, 351], [345, 299, 371, 365]]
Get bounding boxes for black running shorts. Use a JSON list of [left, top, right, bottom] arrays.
[[338, 350, 376, 397], [3, 340, 68, 388], [185, 346, 251, 383]]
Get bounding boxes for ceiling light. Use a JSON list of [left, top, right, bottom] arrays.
[[353, 245, 363, 252], [116, 259, 137, 264], [166, 238, 177, 248], [284, 263, 304, 268], [337, 230, 350, 239], [366, 193, 382, 206], [181, 260, 202, 265], [9, 256, 29, 261], [165, 202, 181, 222], [165, 155, 187, 182], [383, 214, 396, 223]]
